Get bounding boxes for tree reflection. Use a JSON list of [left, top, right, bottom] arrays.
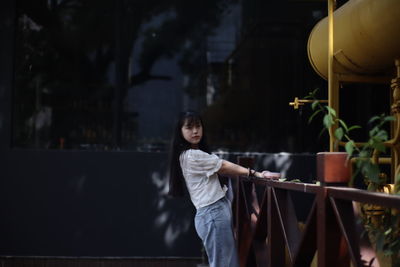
[[14, 0, 237, 149]]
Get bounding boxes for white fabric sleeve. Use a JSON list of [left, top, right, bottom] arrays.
[[186, 150, 223, 178]]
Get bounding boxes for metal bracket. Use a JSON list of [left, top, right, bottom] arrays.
[[289, 97, 328, 109]]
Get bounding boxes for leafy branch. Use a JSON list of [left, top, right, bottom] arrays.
[[305, 88, 395, 188], [305, 89, 399, 259]]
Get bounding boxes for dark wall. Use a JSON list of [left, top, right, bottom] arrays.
[[0, 149, 315, 257], [0, 150, 202, 257]]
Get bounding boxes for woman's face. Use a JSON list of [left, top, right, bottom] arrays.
[[181, 119, 203, 148]]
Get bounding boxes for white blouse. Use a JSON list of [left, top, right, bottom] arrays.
[[180, 149, 226, 209]]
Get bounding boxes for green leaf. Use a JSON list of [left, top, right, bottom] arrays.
[[348, 125, 361, 132], [389, 239, 399, 248], [318, 127, 328, 138], [359, 150, 370, 159], [375, 143, 386, 153], [369, 126, 379, 137], [323, 114, 334, 129], [310, 88, 319, 97], [325, 106, 337, 117], [371, 140, 386, 153], [334, 127, 344, 140], [384, 228, 392, 236], [362, 163, 381, 184], [376, 130, 388, 141], [311, 100, 319, 110], [338, 119, 349, 132], [384, 116, 395, 122], [345, 141, 355, 157], [308, 109, 322, 124], [368, 115, 381, 124], [304, 88, 319, 99]]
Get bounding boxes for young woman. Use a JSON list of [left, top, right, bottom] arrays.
[[168, 111, 280, 267]]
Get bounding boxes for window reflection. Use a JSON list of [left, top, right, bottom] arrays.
[[14, 0, 327, 153], [14, 0, 239, 151]]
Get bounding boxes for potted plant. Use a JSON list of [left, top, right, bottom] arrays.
[[304, 89, 400, 261], [305, 89, 394, 186]]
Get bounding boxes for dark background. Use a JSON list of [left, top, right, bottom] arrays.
[[0, 0, 390, 257]]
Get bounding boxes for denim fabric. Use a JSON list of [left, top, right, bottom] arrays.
[[194, 197, 239, 267]]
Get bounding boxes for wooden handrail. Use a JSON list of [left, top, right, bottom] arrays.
[[328, 186, 400, 208], [233, 176, 400, 267]]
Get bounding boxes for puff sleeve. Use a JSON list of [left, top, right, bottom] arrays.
[[182, 149, 223, 178]]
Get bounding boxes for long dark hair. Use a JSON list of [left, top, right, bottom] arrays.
[[168, 111, 210, 197]]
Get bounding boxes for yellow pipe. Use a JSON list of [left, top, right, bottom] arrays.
[[328, 0, 339, 152], [328, 0, 334, 151], [308, 0, 400, 80]]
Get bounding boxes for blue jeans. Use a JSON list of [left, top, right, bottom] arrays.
[[194, 197, 239, 267]]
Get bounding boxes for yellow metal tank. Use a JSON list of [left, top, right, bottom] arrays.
[[308, 0, 400, 80]]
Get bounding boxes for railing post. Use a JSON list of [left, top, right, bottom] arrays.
[[317, 187, 328, 267], [236, 156, 256, 267], [317, 186, 350, 267], [267, 187, 285, 267]]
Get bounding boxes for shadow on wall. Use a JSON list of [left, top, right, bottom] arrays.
[[261, 153, 293, 179], [151, 171, 200, 250]]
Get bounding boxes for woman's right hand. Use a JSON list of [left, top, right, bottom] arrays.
[[261, 171, 281, 179]]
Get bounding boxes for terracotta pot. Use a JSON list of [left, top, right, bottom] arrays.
[[316, 152, 351, 184]]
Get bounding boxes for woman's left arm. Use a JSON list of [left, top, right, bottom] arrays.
[[217, 160, 280, 179]]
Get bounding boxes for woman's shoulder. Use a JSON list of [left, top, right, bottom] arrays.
[[182, 149, 220, 161], [182, 149, 222, 174], [186, 149, 210, 157]]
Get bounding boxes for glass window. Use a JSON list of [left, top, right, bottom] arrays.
[[13, 0, 325, 152], [13, 0, 243, 151]]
